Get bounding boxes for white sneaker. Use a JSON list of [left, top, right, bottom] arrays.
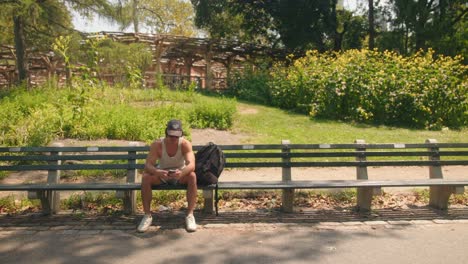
[[185, 214, 197, 232], [137, 214, 153, 232]]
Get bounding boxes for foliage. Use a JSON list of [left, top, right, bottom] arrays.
[[0, 0, 73, 49], [0, 85, 236, 146], [191, 0, 265, 42], [227, 67, 271, 105], [192, 0, 337, 50], [115, 0, 197, 35], [191, 1, 467, 58], [0, 171, 7, 181], [52, 36, 72, 65], [96, 39, 153, 87], [62, 192, 123, 215], [0, 0, 115, 84], [341, 13, 368, 50], [384, 0, 467, 60], [0, 5, 15, 45], [231, 49, 467, 130], [189, 96, 236, 130], [0, 195, 40, 214]]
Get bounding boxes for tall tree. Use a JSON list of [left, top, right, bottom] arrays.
[[116, 0, 197, 36], [389, 0, 467, 55], [0, 0, 114, 85], [192, 0, 338, 52], [368, 0, 375, 49]]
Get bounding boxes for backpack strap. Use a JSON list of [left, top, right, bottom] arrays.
[[215, 183, 219, 216]]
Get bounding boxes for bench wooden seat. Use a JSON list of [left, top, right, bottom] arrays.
[[0, 183, 214, 191], [3, 179, 465, 191], [216, 179, 468, 189]]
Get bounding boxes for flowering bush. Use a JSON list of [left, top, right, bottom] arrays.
[[263, 49, 467, 129]]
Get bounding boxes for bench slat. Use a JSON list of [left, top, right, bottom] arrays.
[[0, 146, 148, 152], [1, 179, 466, 191], [0, 164, 145, 171], [0, 183, 215, 191], [2, 143, 468, 153], [216, 179, 468, 189], [225, 160, 468, 168], [0, 154, 147, 161], [1, 151, 466, 162]]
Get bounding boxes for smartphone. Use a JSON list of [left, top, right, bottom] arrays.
[[168, 169, 176, 174]]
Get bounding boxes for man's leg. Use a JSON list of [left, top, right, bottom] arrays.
[[178, 171, 197, 232], [141, 172, 162, 214], [178, 171, 197, 215], [138, 173, 162, 232]]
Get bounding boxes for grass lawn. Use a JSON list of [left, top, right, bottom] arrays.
[[232, 100, 468, 144]]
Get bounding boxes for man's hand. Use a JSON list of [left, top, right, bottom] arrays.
[[156, 169, 170, 182], [167, 169, 182, 181]]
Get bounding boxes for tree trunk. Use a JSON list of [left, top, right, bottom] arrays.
[[13, 15, 29, 86], [332, 1, 342, 51], [368, 0, 375, 49], [414, 0, 428, 51], [133, 0, 139, 33]]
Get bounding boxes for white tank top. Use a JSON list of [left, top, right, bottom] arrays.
[[158, 137, 185, 170]]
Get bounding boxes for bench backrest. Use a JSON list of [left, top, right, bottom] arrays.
[[219, 142, 468, 168], [1, 142, 468, 173]]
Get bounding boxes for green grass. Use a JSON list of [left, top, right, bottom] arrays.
[[0, 171, 7, 181], [232, 100, 468, 144]]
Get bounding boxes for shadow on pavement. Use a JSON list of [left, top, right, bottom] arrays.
[[0, 206, 467, 263], [1, 205, 466, 229]]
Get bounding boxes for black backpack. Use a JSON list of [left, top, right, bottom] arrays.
[[195, 142, 225, 185]]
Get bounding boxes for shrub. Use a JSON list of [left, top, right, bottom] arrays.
[[0, 85, 237, 146], [228, 67, 272, 105], [189, 97, 236, 130], [237, 49, 467, 129]]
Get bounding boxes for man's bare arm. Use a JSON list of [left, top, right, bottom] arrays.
[[144, 141, 161, 175], [180, 139, 195, 177]]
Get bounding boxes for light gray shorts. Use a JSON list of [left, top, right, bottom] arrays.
[[160, 178, 179, 186]]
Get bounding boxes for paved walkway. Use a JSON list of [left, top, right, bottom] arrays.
[[1, 207, 467, 264]]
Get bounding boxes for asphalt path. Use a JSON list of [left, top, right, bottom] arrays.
[[1, 210, 467, 264]]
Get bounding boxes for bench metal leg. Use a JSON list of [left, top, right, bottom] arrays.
[[36, 191, 52, 215], [123, 142, 139, 215], [430, 186, 457, 210], [281, 140, 294, 213], [357, 187, 373, 212], [28, 190, 55, 215], [203, 189, 214, 214], [282, 189, 294, 213], [123, 190, 137, 215]]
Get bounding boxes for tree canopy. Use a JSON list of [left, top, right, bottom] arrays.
[[113, 0, 197, 36], [192, 0, 467, 59]]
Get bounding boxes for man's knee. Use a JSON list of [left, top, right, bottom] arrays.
[[191, 172, 197, 184], [182, 171, 197, 185], [141, 173, 155, 186]]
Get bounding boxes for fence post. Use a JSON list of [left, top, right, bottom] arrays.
[[355, 139, 373, 211], [123, 142, 139, 214], [43, 142, 63, 215], [426, 139, 452, 210], [281, 140, 294, 213]]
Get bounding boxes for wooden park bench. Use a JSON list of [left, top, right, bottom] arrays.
[[0, 139, 467, 216]]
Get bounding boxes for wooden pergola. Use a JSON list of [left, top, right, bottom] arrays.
[[0, 32, 287, 89]]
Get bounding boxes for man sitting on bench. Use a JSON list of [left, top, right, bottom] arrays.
[[138, 119, 198, 232]]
